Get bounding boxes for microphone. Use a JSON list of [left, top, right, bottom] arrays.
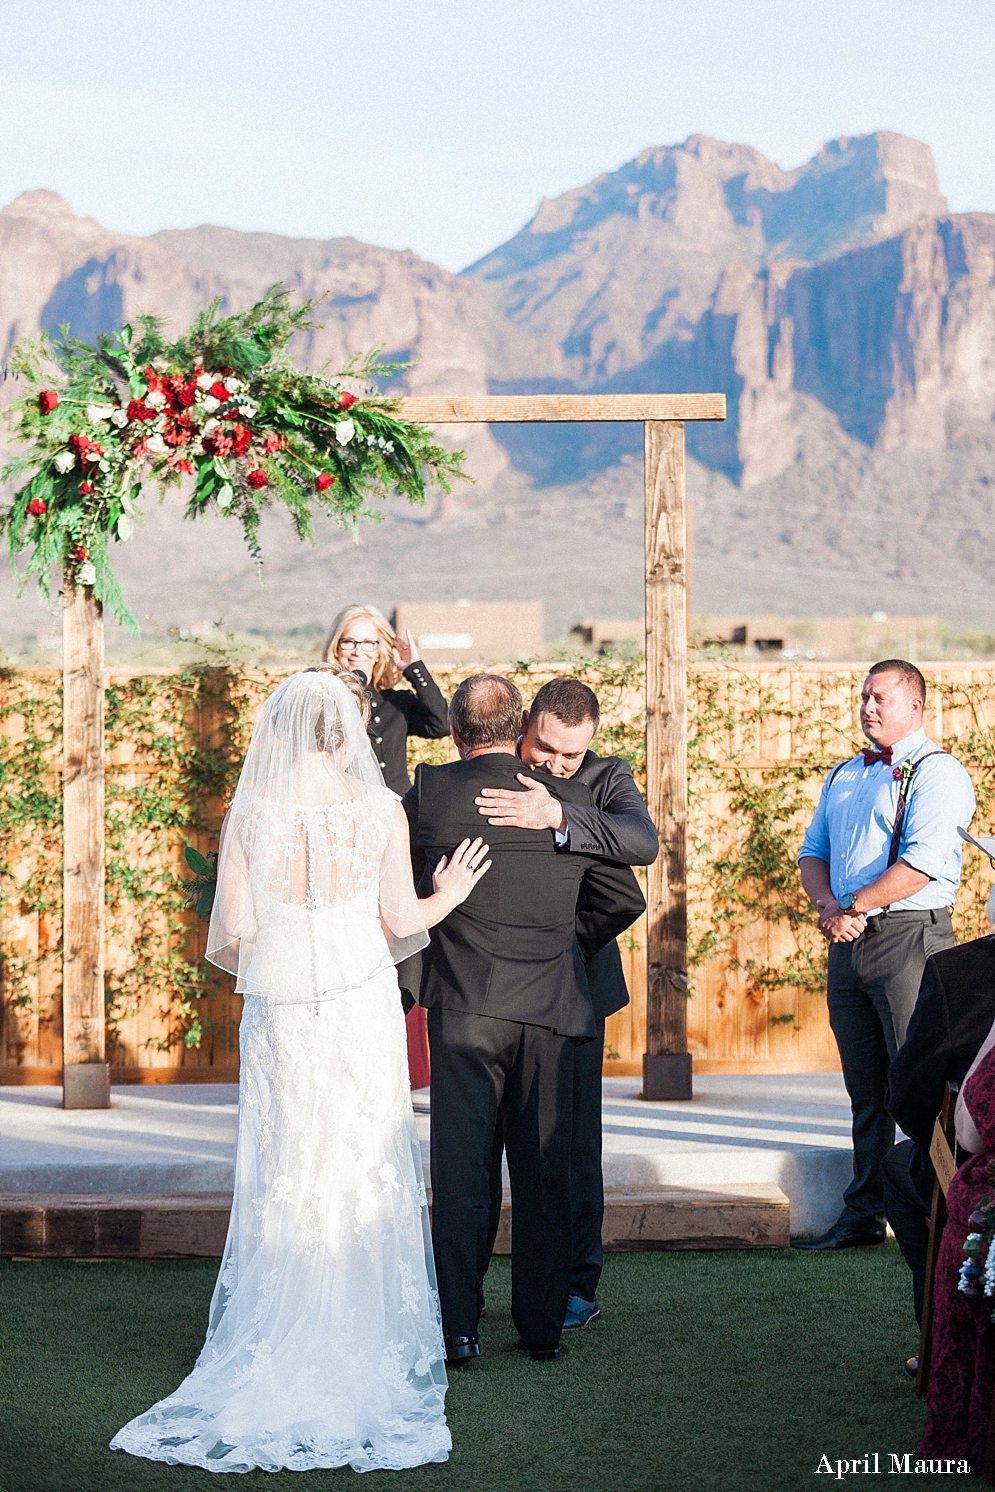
[[350, 668, 369, 687]]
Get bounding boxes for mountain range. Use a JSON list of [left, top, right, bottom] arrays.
[[1, 129, 993, 653]]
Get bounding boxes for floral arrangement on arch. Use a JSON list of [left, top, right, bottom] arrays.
[[1, 285, 465, 631]]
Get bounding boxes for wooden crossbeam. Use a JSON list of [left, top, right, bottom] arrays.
[[397, 394, 726, 424]]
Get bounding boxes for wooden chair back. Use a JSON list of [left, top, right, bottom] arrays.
[[915, 1081, 958, 1399]]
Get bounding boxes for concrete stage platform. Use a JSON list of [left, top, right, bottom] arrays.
[[0, 1073, 854, 1239]]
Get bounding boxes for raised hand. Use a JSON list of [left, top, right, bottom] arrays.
[[392, 629, 420, 671]]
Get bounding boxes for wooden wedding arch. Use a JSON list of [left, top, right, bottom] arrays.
[[61, 392, 725, 1107]]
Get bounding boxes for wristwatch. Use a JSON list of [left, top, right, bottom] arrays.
[[837, 892, 858, 913]]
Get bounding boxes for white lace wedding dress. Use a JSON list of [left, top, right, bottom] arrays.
[[111, 675, 450, 1475]]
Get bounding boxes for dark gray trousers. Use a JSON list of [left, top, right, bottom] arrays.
[[827, 908, 953, 1222], [484, 1021, 605, 1304], [882, 1138, 935, 1326], [427, 1006, 575, 1350]]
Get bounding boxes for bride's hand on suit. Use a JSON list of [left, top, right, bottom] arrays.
[[419, 837, 491, 928]]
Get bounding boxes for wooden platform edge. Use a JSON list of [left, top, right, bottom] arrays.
[[0, 1184, 789, 1259]]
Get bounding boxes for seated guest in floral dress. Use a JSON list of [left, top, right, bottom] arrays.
[[920, 1022, 995, 1467]]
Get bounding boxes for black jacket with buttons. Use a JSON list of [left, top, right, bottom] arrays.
[[367, 661, 450, 796]]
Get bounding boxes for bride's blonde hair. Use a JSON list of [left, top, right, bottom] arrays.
[[322, 604, 399, 689]]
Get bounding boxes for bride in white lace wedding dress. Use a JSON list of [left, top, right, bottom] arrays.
[[111, 667, 489, 1475]]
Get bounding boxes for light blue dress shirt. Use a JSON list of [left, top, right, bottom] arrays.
[[798, 727, 976, 911]]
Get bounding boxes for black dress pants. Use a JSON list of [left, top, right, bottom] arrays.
[[427, 1005, 576, 1349], [882, 1138, 935, 1327], [484, 1022, 606, 1304], [827, 909, 952, 1222]]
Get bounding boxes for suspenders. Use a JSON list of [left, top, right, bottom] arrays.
[[826, 750, 947, 867]]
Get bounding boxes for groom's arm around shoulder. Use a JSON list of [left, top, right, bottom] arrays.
[[564, 753, 659, 866]]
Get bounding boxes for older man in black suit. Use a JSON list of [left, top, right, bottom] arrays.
[[403, 674, 640, 1365], [476, 676, 659, 1329]]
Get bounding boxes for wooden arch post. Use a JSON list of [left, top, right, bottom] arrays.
[[58, 391, 724, 1108], [401, 395, 725, 1102]]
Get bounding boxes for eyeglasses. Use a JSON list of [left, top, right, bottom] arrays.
[[337, 638, 379, 655]]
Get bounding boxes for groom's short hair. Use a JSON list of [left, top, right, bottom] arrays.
[[449, 674, 523, 748], [530, 678, 600, 729]]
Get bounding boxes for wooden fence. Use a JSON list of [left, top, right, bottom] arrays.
[[1, 661, 993, 1083]]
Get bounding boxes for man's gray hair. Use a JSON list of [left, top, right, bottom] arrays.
[[449, 674, 523, 748]]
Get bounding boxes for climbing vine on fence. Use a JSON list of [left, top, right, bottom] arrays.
[[2, 659, 994, 1067]]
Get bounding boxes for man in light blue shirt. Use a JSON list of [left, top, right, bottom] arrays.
[[794, 659, 975, 1251]]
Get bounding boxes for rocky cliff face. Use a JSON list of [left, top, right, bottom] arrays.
[[463, 131, 995, 488], [0, 192, 508, 489]]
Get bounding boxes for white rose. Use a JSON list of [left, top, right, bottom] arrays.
[[237, 404, 257, 419], [77, 561, 97, 586], [202, 418, 219, 434], [203, 396, 220, 414], [146, 434, 167, 455], [110, 409, 129, 428], [189, 438, 205, 455], [86, 404, 114, 424], [196, 373, 213, 390], [335, 419, 356, 446], [54, 450, 76, 473], [145, 390, 166, 410], [151, 356, 169, 372], [226, 378, 244, 393]]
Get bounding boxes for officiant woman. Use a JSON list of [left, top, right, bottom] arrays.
[[322, 603, 450, 1086]]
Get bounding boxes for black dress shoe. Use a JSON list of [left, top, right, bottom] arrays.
[[792, 1217, 887, 1251], [904, 1356, 919, 1379], [444, 1335, 480, 1364], [517, 1339, 562, 1361]]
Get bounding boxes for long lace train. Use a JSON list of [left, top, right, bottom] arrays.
[[111, 956, 450, 1474]]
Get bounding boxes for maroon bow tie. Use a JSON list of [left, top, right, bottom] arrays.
[[863, 747, 894, 766]]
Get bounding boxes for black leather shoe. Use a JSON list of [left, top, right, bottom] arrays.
[[444, 1335, 480, 1364], [904, 1356, 919, 1379], [792, 1217, 887, 1251], [517, 1339, 562, 1361]]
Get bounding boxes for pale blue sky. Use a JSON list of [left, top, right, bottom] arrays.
[[0, 0, 990, 270]]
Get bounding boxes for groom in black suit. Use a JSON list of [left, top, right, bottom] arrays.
[[403, 674, 630, 1363], [476, 677, 658, 1327]]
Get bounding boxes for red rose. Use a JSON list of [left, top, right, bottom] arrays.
[[315, 472, 336, 491], [263, 433, 282, 454], [208, 382, 230, 402], [231, 425, 252, 457], [339, 391, 356, 411], [202, 432, 233, 457], [79, 481, 93, 495], [72, 545, 88, 561], [218, 366, 234, 377], [69, 433, 91, 456], [143, 366, 162, 390], [246, 468, 268, 489], [219, 407, 240, 421], [38, 391, 59, 414], [170, 381, 197, 410], [127, 399, 156, 423], [27, 498, 47, 516]]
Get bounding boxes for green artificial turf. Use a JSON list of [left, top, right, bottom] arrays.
[[0, 1244, 959, 1492]]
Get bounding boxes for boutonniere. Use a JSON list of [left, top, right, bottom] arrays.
[[893, 759, 915, 784]]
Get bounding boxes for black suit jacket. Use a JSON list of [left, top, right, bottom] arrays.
[[403, 753, 605, 1038], [886, 935, 995, 1147], [564, 752, 658, 1020], [367, 661, 449, 796]]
